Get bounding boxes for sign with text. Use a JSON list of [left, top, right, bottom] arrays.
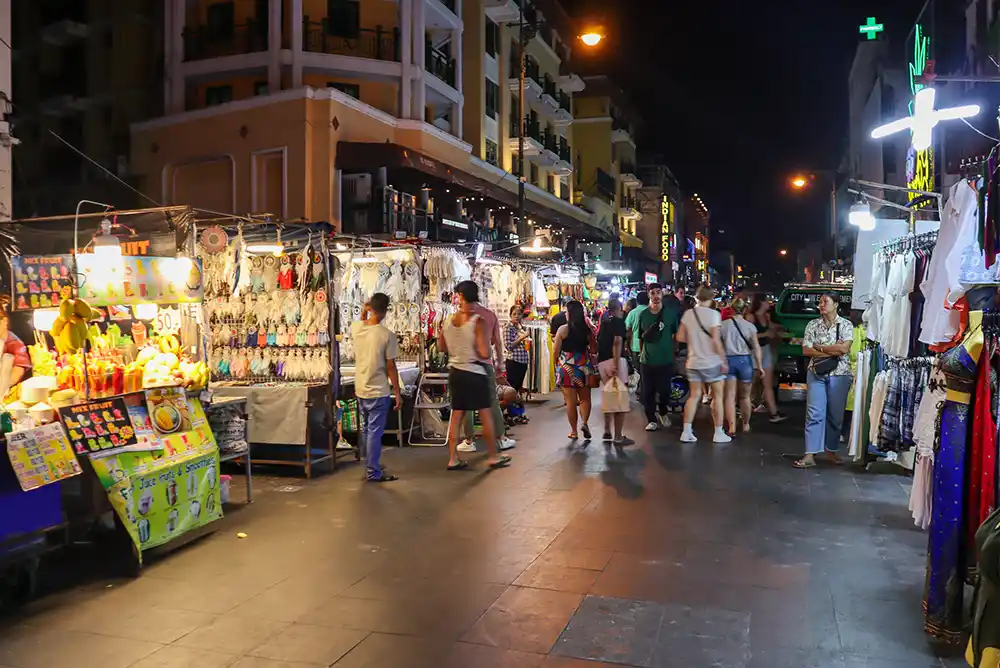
[[11, 255, 75, 310], [6, 422, 82, 491], [59, 397, 138, 456]]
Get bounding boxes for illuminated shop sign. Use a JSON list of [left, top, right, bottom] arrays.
[[859, 17, 883, 41], [907, 24, 933, 209], [660, 197, 672, 262]]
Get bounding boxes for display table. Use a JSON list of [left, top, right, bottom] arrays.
[[210, 383, 334, 478]]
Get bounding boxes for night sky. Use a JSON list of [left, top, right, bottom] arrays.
[[561, 0, 932, 276]]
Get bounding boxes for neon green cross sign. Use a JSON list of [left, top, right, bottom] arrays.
[[860, 17, 884, 40]]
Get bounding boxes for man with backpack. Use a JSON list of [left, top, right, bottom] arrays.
[[636, 283, 679, 431]]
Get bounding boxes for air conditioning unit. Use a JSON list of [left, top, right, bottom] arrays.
[[342, 173, 372, 205]]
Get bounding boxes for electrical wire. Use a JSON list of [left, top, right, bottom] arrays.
[[962, 118, 1000, 143]]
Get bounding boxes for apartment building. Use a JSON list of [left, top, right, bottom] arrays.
[[12, 0, 163, 218], [637, 163, 684, 283], [130, 0, 603, 242], [572, 75, 642, 257]]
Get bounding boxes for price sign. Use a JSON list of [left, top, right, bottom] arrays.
[[154, 306, 181, 336]]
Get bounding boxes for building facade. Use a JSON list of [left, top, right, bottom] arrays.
[[130, 0, 606, 244], [12, 0, 163, 217], [637, 163, 683, 284]]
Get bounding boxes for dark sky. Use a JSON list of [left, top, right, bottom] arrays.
[[561, 0, 932, 274]]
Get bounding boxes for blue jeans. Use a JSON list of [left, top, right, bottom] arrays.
[[804, 371, 852, 455], [358, 396, 391, 479]]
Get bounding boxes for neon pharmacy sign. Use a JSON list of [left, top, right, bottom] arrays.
[[660, 197, 672, 263], [907, 24, 933, 209], [859, 17, 883, 40]]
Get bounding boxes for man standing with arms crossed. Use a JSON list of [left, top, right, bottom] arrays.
[[352, 293, 401, 482], [459, 284, 516, 453]]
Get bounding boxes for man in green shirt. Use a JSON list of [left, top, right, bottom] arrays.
[[624, 291, 648, 386], [636, 283, 678, 431]]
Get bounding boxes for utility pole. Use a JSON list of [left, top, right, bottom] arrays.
[[0, 0, 14, 223], [516, 4, 528, 241]]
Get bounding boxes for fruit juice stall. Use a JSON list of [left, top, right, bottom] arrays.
[[0, 206, 247, 575]]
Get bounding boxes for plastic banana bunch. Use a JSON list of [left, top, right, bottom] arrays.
[[50, 298, 96, 354]]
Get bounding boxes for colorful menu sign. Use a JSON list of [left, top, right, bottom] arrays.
[[77, 256, 203, 306], [5, 422, 82, 491], [59, 397, 138, 456], [11, 255, 75, 310]]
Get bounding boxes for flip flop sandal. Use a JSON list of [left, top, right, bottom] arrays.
[[792, 459, 816, 469], [488, 456, 512, 469], [447, 461, 470, 471], [568, 433, 579, 440]]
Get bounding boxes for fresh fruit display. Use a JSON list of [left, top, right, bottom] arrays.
[[50, 298, 96, 354]]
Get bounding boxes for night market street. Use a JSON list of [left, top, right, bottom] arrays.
[[0, 396, 964, 668]]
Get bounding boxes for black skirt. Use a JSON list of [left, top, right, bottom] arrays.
[[449, 367, 491, 411]]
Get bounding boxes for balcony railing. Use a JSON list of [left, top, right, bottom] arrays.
[[596, 168, 616, 198], [543, 74, 557, 99], [303, 20, 400, 61], [183, 22, 268, 61], [621, 195, 638, 210], [558, 139, 571, 163], [620, 161, 636, 175], [426, 44, 456, 87], [510, 53, 541, 83], [509, 115, 541, 142], [559, 91, 571, 112], [542, 128, 558, 153]]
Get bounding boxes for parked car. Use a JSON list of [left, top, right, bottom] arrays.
[[772, 283, 853, 383]]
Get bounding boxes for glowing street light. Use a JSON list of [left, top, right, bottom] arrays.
[[779, 249, 788, 256], [790, 176, 808, 189], [870, 87, 980, 151], [579, 31, 603, 47]]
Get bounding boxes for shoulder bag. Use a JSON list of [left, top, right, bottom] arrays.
[[812, 322, 842, 376], [732, 319, 756, 355], [640, 308, 666, 345]]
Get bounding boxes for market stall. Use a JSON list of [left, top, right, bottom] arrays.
[[198, 222, 337, 478], [0, 206, 240, 570]]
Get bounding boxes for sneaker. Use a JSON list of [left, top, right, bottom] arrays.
[[456, 439, 477, 453], [614, 436, 636, 447], [602, 432, 613, 442], [769, 413, 788, 424], [498, 437, 516, 451], [713, 428, 732, 443], [680, 430, 697, 443], [701, 395, 711, 405], [658, 412, 672, 428], [645, 422, 660, 432], [753, 404, 768, 414]]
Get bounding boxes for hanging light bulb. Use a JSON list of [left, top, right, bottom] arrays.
[[848, 202, 876, 231], [93, 218, 122, 264]]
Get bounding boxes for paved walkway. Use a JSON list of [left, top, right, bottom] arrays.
[[0, 396, 967, 667]]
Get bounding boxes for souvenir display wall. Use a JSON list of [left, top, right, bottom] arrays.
[[200, 228, 332, 383], [334, 247, 423, 363]]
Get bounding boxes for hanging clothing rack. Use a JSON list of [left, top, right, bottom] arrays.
[[874, 230, 939, 253]]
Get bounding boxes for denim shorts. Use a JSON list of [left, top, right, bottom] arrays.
[[688, 365, 725, 384], [727, 355, 754, 383]]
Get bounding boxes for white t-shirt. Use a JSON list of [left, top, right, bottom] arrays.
[[721, 318, 756, 356], [682, 307, 723, 369], [351, 321, 399, 399]]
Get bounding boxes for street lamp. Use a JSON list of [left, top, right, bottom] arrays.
[[511, 9, 603, 241], [790, 176, 807, 189], [779, 249, 788, 256]]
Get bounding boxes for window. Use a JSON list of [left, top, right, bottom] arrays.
[[254, 81, 269, 96], [205, 85, 233, 107], [206, 2, 235, 39], [485, 79, 499, 120], [327, 81, 360, 99], [547, 174, 555, 194], [326, 0, 360, 38], [530, 163, 539, 186], [485, 139, 498, 167], [485, 18, 499, 58]]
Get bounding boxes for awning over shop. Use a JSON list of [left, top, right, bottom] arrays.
[[619, 231, 643, 249], [336, 142, 610, 241]]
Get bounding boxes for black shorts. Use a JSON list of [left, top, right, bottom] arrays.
[[449, 368, 491, 411]]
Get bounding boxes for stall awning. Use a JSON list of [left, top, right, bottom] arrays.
[[619, 231, 643, 249], [336, 142, 611, 241]]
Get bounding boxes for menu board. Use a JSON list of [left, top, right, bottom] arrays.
[[58, 398, 138, 456], [77, 256, 203, 306], [5, 422, 83, 491], [11, 255, 75, 310], [125, 404, 165, 454]]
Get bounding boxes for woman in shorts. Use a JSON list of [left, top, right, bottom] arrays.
[[677, 285, 730, 443], [720, 298, 763, 436], [438, 281, 512, 471], [553, 300, 597, 440]]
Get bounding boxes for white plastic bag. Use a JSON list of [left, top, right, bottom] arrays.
[[602, 377, 630, 414]]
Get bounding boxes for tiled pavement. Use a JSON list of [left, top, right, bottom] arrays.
[[0, 396, 969, 667]]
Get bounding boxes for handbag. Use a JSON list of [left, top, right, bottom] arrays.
[[601, 376, 630, 413], [812, 322, 842, 376]]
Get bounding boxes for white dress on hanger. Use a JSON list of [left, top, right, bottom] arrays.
[[864, 253, 888, 343], [848, 348, 871, 460], [918, 180, 978, 346]]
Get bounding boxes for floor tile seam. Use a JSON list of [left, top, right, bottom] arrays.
[[244, 628, 372, 664]]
